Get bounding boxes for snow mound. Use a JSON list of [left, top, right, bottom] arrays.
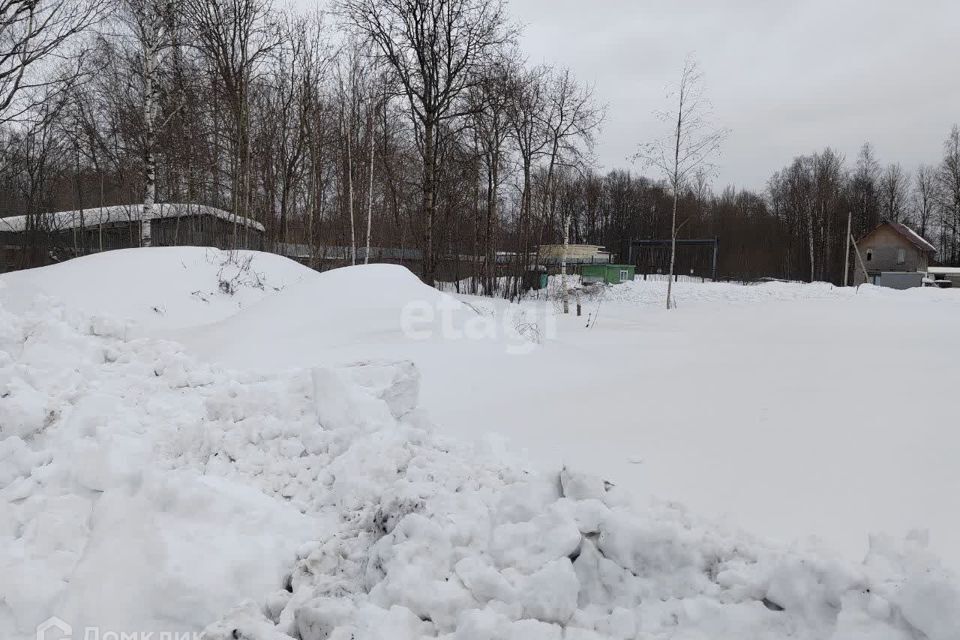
[[0, 247, 314, 332], [3, 275, 959, 639], [177, 263, 491, 370], [0, 301, 313, 635]]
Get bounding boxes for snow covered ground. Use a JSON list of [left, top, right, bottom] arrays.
[[2, 248, 959, 640], [181, 267, 960, 573], [0, 247, 314, 332], [448, 277, 960, 573]]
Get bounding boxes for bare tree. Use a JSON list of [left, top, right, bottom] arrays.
[[258, 11, 327, 247], [6, 83, 71, 266], [293, 14, 333, 266], [185, 0, 280, 245], [879, 162, 909, 224], [775, 155, 816, 282], [334, 42, 376, 265], [468, 56, 511, 294], [914, 164, 937, 238], [851, 142, 880, 236], [540, 67, 601, 313], [506, 62, 548, 299], [0, 0, 107, 123], [342, 0, 513, 284], [812, 148, 843, 281], [939, 125, 960, 263], [363, 75, 384, 264], [636, 58, 727, 309]]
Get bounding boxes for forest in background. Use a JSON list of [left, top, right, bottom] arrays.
[[2, 0, 960, 290]]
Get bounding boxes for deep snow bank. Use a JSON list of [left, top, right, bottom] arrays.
[[3, 254, 960, 639], [179, 262, 462, 351], [4, 294, 960, 640], [474, 276, 960, 570], [176, 262, 543, 371], [0, 247, 314, 332], [0, 297, 320, 635]]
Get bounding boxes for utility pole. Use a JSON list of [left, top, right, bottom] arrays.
[[843, 211, 852, 286], [851, 235, 870, 286]]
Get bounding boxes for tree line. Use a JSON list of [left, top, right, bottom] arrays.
[[1, 0, 959, 290], [549, 134, 960, 285]]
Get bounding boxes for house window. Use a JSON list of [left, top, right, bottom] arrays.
[[897, 248, 906, 264], [619, 269, 629, 282], [866, 249, 873, 262]]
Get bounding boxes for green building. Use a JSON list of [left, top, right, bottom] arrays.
[[580, 264, 636, 285]]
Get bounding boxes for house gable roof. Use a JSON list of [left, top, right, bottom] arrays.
[[860, 221, 936, 254]]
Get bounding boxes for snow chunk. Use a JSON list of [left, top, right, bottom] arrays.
[[343, 360, 421, 419], [455, 557, 516, 604], [312, 367, 395, 432], [560, 466, 608, 501], [517, 559, 579, 624], [596, 510, 703, 579], [899, 574, 960, 640], [489, 506, 582, 572], [202, 601, 293, 640], [494, 477, 562, 524]]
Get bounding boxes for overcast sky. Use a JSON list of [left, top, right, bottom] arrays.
[[505, 0, 960, 190], [312, 0, 960, 190]]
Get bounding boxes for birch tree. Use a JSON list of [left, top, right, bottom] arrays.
[[636, 58, 726, 309], [339, 72, 356, 264], [120, 0, 178, 245], [363, 79, 382, 263], [334, 43, 375, 265]]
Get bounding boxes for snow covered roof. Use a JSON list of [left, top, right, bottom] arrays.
[[538, 244, 611, 260], [536, 244, 614, 266], [928, 266, 960, 275], [0, 203, 265, 234], [863, 221, 937, 254]]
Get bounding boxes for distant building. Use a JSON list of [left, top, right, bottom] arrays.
[[926, 266, 960, 288], [0, 203, 264, 272], [854, 221, 936, 289], [536, 244, 613, 265], [580, 263, 636, 285]]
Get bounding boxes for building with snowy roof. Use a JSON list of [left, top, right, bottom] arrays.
[[536, 244, 613, 266], [926, 266, 960, 288], [854, 221, 936, 289], [0, 203, 264, 272]]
